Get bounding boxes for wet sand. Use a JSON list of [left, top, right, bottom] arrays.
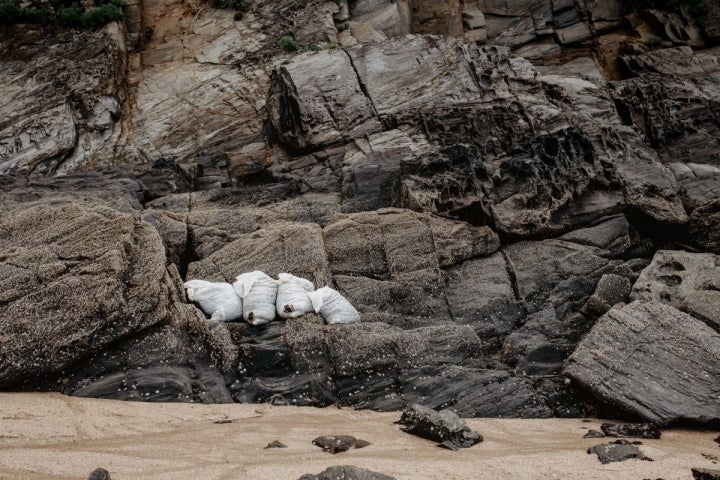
[[0, 393, 717, 479]]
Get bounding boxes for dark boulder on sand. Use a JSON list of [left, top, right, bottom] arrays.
[[398, 404, 483, 450], [587, 442, 652, 464], [298, 466, 396, 480]]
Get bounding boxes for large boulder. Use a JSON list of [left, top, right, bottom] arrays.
[[0, 197, 231, 402], [226, 316, 555, 417], [0, 200, 172, 385], [564, 301, 720, 425]]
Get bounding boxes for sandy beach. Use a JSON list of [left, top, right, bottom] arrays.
[[0, 393, 717, 479]]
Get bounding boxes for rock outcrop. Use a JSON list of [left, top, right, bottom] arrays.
[[0, 185, 234, 403], [265, 34, 689, 238], [0, 24, 127, 175], [565, 300, 720, 426], [0, 0, 719, 424]]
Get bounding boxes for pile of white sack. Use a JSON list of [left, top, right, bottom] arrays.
[[183, 271, 360, 326]]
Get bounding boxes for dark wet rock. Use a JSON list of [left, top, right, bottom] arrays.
[[326, 323, 482, 408], [504, 240, 612, 315], [501, 307, 582, 376], [692, 468, 720, 480], [401, 366, 556, 418], [61, 322, 234, 404], [298, 466, 396, 480], [601, 423, 661, 439], [264, 440, 287, 449], [583, 429, 604, 439], [587, 442, 652, 464], [565, 301, 720, 426], [87, 468, 111, 480], [227, 308, 558, 417], [210, 262, 583, 417], [398, 404, 483, 450], [715, 435, 720, 445], [559, 215, 637, 258], [499, 239, 621, 376], [444, 252, 521, 346], [312, 435, 368, 454]]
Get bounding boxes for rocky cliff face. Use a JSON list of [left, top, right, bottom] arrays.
[[0, 0, 719, 425]]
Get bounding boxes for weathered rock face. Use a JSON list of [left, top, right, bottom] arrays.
[[561, 239, 720, 428], [0, 200, 170, 385], [0, 24, 126, 175], [613, 47, 720, 216], [265, 34, 692, 237], [0, 0, 719, 424]]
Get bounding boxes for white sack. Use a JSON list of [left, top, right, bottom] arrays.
[[306, 286, 360, 324], [233, 271, 279, 325], [184, 279, 243, 323], [276, 273, 315, 318]]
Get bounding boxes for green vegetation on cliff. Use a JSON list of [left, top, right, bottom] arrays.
[[0, 0, 124, 28]]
